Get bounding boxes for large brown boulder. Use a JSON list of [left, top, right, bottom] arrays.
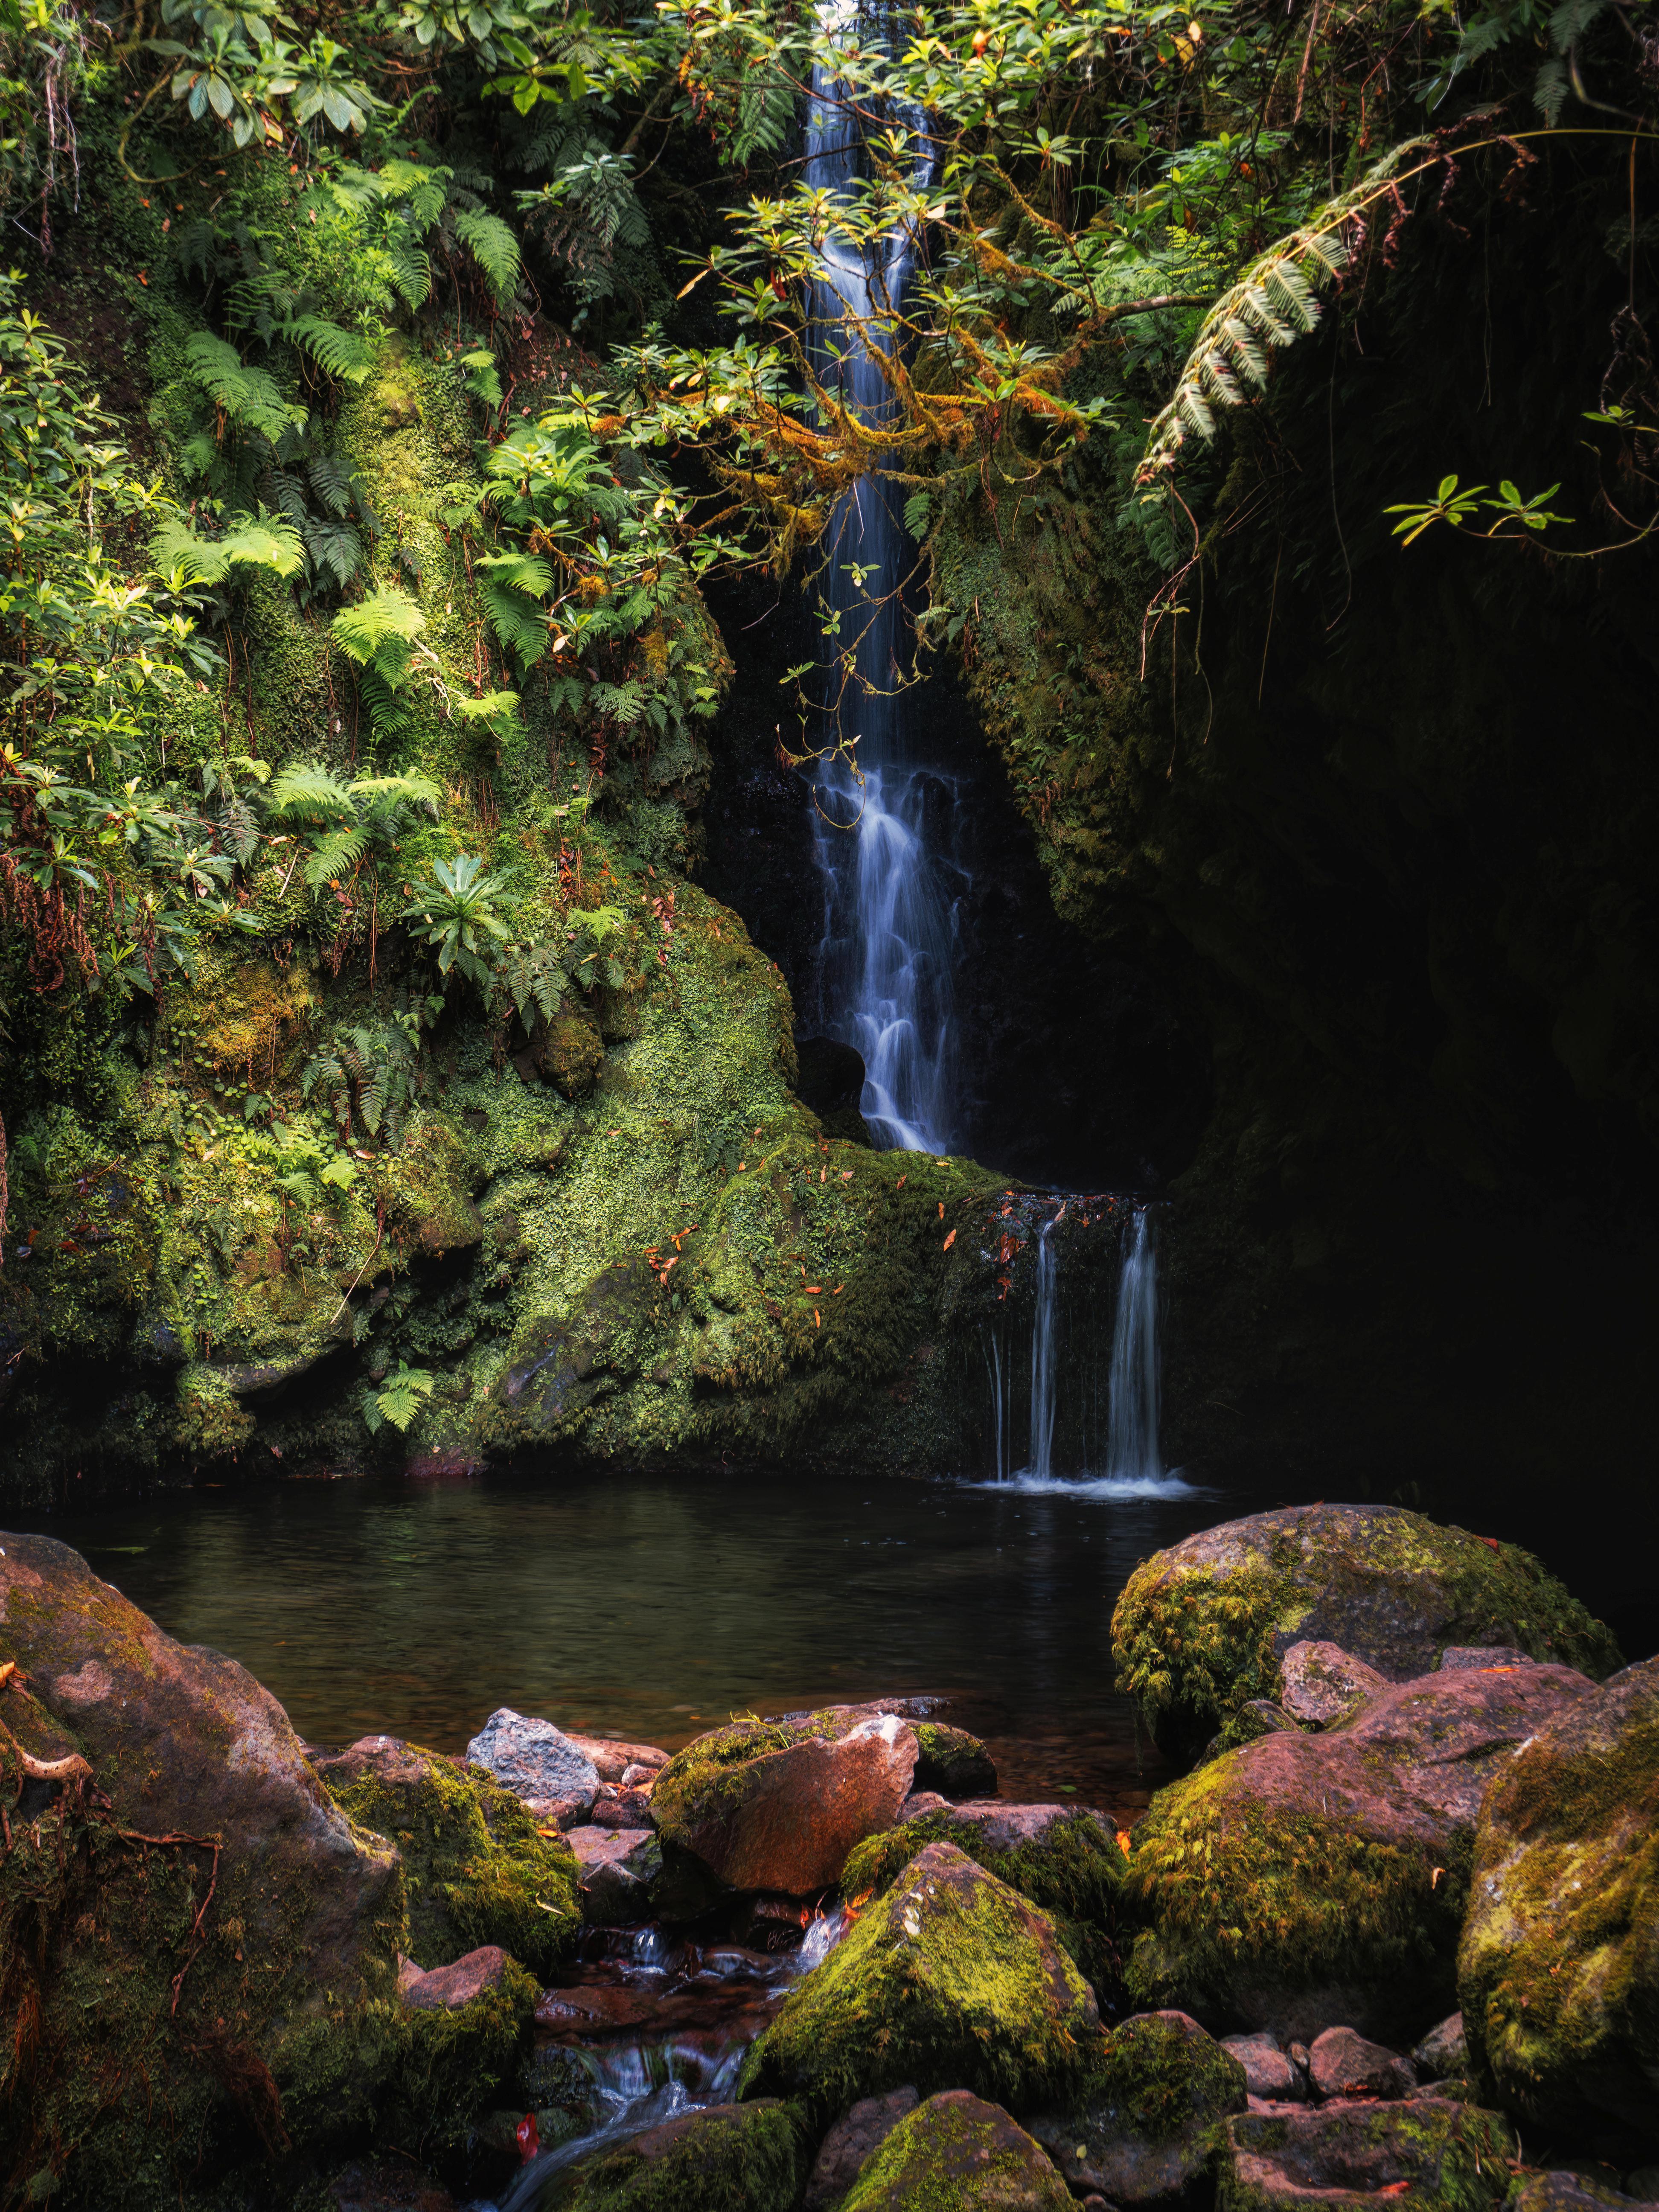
[[0, 1534, 404, 2202], [1125, 1660, 1596, 2041], [1458, 1654, 1659, 2136], [652, 1706, 917, 1893], [1217, 2099, 1516, 2212], [1111, 1504, 1621, 1762]]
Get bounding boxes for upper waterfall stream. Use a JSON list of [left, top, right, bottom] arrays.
[[803, 17, 958, 1154]]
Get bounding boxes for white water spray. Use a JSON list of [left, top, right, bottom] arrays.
[[1105, 1206, 1163, 1483], [1027, 1217, 1059, 1480]]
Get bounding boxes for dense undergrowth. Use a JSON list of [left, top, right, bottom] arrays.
[[0, 0, 1654, 1495]]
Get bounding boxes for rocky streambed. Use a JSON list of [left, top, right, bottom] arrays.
[[0, 1501, 1653, 2212]]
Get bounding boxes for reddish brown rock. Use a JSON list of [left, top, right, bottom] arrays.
[[1278, 1642, 1389, 1728], [565, 1823, 661, 1922], [399, 1944, 516, 2011], [563, 1732, 671, 1783], [653, 1710, 918, 1893], [1307, 2027, 1416, 2100], [805, 2087, 920, 2212], [327, 2157, 459, 2212], [1219, 2098, 1516, 2212], [1222, 2032, 1306, 2102]]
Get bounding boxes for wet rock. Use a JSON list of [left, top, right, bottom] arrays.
[[561, 1732, 670, 1783], [911, 1720, 999, 1798], [1217, 2097, 1516, 2212], [796, 1034, 868, 1129], [1222, 2032, 1305, 2102], [1236, 1699, 1301, 1739], [1124, 1661, 1598, 2041], [1458, 1654, 1659, 2137], [841, 1801, 1125, 2002], [592, 1781, 657, 1828], [1411, 2012, 1466, 2079], [565, 1824, 661, 1923], [1512, 2179, 1648, 2212], [741, 1841, 1099, 2122], [1278, 1642, 1390, 1729], [0, 1532, 405, 2201], [805, 2086, 921, 2211], [841, 2090, 1074, 2210], [326, 2157, 459, 2212], [523, 1007, 605, 1097], [652, 1708, 917, 1894], [1111, 1504, 1622, 1763], [317, 1732, 581, 1975], [1439, 1645, 1535, 1670], [527, 1790, 598, 1830], [1307, 2026, 1415, 2100], [398, 1944, 518, 2010], [1030, 2009, 1247, 2207], [467, 1706, 602, 1805], [900, 1789, 953, 1819], [555, 2098, 804, 2211]]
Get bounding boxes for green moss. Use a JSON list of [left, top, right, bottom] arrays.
[[1457, 1662, 1659, 2133], [321, 1745, 580, 1976], [739, 1841, 1098, 2125], [649, 1714, 840, 1850], [383, 1959, 540, 2158], [911, 1721, 997, 1796], [1110, 1508, 1622, 1759], [1068, 2011, 1247, 2145], [545, 2100, 806, 2212], [841, 1809, 1125, 2000], [1217, 2101, 1516, 2212], [1122, 1756, 1462, 2026], [841, 2093, 1073, 2212]]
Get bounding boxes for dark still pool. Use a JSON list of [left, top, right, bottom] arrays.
[[28, 1465, 1225, 1810]]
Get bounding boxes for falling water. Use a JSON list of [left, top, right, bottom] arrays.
[[1027, 1217, 1059, 1480], [803, 5, 958, 1153], [1105, 1206, 1163, 1483], [982, 1325, 1008, 1484]]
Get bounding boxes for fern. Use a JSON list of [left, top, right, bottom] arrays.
[[150, 510, 304, 586], [183, 332, 309, 448], [303, 824, 368, 889], [331, 585, 425, 682], [386, 236, 433, 309], [359, 666, 414, 738], [453, 208, 521, 302], [1138, 139, 1431, 483], [475, 556, 550, 667], [590, 678, 645, 727], [307, 448, 358, 518], [268, 764, 358, 821], [361, 1362, 436, 1435], [304, 517, 366, 591], [453, 690, 522, 726], [281, 314, 375, 387]]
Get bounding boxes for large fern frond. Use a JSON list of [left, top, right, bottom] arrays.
[[453, 209, 521, 303], [303, 825, 368, 888], [268, 763, 358, 821], [331, 585, 425, 681], [1138, 137, 1432, 485], [282, 314, 375, 387], [150, 509, 303, 586], [183, 332, 309, 448]]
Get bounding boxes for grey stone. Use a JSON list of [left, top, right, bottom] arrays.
[[466, 1706, 600, 1804], [1307, 2026, 1415, 2100], [805, 2086, 920, 2212], [1222, 2032, 1305, 2101], [1410, 2011, 1466, 2078], [1278, 1642, 1390, 1728]]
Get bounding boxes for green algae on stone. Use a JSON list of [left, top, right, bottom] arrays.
[[1111, 1504, 1621, 1763], [841, 1805, 1125, 2002], [1027, 2009, 1247, 2204], [739, 1841, 1098, 2124], [1457, 1655, 1659, 2138], [383, 1956, 541, 2160], [317, 1736, 581, 1977], [543, 2099, 805, 2212], [1216, 2098, 1516, 2212], [911, 1720, 998, 1797], [841, 2090, 1074, 2211]]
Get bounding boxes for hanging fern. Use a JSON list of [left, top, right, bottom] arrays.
[[304, 517, 367, 592], [150, 510, 304, 586], [182, 332, 309, 449], [453, 208, 521, 303], [1137, 138, 1433, 485], [475, 553, 551, 668], [268, 764, 358, 821], [281, 314, 375, 387], [332, 585, 426, 684]]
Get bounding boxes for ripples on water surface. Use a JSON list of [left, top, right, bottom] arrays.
[[31, 1465, 1226, 1808]]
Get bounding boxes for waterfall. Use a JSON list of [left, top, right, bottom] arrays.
[[803, 6, 957, 1154], [1105, 1206, 1163, 1483], [1027, 1217, 1058, 1480]]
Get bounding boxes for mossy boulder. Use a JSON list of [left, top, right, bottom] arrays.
[[1216, 2098, 1516, 2212], [1028, 2009, 1247, 2206], [738, 1840, 1098, 2124], [1123, 1662, 1597, 2042], [1111, 1505, 1621, 1763], [840, 2090, 1074, 2211], [0, 1532, 512, 2208], [651, 1708, 917, 1894], [1458, 1655, 1659, 2138], [841, 1802, 1125, 2002], [912, 1721, 998, 1798], [317, 1734, 581, 1976], [540, 2098, 804, 2211]]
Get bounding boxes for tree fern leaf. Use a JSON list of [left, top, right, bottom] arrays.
[[268, 764, 358, 821], [453, 209, 521, 302], [332, 586, 425, 682], [303, 826, 367, 889], [282, 314, 375, 387], [183, 332, 309, 448]]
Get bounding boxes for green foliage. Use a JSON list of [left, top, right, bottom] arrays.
[[1385, 473, 1574, 545], [303, 1013, 422, 1144], [362, 1361, 437, 1433], [400, 852, 514, 989]]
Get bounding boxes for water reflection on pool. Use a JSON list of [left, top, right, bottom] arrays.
[[28, 1464, 1222, 1810]]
